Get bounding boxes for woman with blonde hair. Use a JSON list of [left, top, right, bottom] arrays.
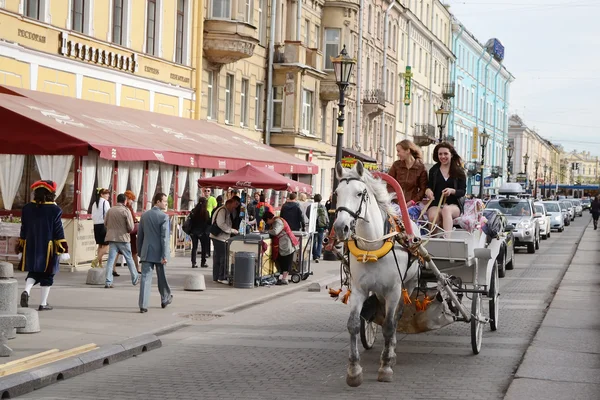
[[387, 139, 428, 206]]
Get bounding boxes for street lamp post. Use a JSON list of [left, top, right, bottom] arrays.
[[506, 143, 514, 183], [534, 159, 540, 199], [549, 166, 553, 198], [523, 153, 530, 191], [543, 164, 548, 198], [434, 104, 450, 142], [330, 45, 356, 190], [478, 129, 490, 199], [323, 45, 355, 261]]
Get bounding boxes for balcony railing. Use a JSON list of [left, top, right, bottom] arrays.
[[442, 82, 455, 99], [362, 89, 385, 106], [414, 124, 437, 147]]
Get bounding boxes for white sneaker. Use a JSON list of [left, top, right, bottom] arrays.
[[218, 279, 229, 285]]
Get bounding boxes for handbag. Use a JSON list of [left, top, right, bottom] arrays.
[[182, 217, 193, 235]]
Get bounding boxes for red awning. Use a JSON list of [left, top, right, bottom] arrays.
[[0, 85, 317, 174], [198, 165, 313, 194]]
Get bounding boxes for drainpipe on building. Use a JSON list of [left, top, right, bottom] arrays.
[[380, 0, 397, 171], [474, 49, 486, 133], [355, 0, 364, 151], [481, 53, 493, 186], [193, 0, 205, 120], [428, 39, 433, 126], [491, 67, 501, 168], [449, 23, 464, 138], [296, 0, 302, 41], [265, 0, 278, 146]]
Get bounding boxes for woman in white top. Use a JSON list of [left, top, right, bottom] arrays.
[[91, 188, 111, 268]]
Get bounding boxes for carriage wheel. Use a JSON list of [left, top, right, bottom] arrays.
[[290, 274, 301, 284], [489, 261, 499, 331], [471, 293, 483, 354], [360, 317, 377, 350]]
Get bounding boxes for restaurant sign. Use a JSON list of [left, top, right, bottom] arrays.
[[59, 32, 138, 73], [403, 66, 413, 106], [341, 157, 378, 171]]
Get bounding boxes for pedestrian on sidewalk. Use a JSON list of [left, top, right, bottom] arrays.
[[306, 194, 329, 263], [263, 211, 299, 285], [591, 195, 600, 230], [137, 192, 173, 313], [280, 193, 305, 232], [124, 190, 141, 274], [209, 196, 240, 283], [91, 188, 110, 268], [190, 197, 211, 268], [103, 194, 140, 288], [17, 180, 68, 311]]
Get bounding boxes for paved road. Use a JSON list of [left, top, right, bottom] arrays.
[[22, 216, 590, 400]]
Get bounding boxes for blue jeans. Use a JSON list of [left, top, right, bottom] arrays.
[[105, 242, 139, 286], [138, 262, 171, 309], [312, 230, 324, 260]]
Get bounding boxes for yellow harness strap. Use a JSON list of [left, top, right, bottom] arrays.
[[347, 217, 400, 263]]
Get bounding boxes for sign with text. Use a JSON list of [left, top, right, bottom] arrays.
[[404, 66, 412, 106], [471, 127, 479, 160]]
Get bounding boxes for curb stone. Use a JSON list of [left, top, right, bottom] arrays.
[[0, 334, 161, 399]]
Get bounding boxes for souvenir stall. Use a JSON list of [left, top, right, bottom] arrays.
[[198, 165, 313, 286], [0, 85, 317, 271]]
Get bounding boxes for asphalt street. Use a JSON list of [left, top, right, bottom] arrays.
[[20, 216, 590, 400]]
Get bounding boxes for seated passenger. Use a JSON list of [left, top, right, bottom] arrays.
[[425, 142, 467, 238]]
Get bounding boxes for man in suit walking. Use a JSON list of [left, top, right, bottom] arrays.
[[137, 192, 173, 313]]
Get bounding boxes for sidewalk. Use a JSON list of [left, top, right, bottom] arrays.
[[504, 220, 600, 399], [6, 254, 341, 360]]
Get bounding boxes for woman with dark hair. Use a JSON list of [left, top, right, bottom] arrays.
[[216, 195, 224, 209], [124, 190, 141, 273], [387, 139, 428, 206], [190, 197, 211, 268], [425, 142, 467, 237], [17, 180, 68, 311], [591, 195, 600, 230], [91, 188, 111, 268]]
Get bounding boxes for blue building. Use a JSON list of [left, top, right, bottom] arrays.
[[448, 19, 515, 195]]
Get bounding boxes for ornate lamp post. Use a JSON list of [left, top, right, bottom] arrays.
[[549, 166, 553, 198], [506, 143, 514, 183], [534, 159, 540, 199], [323, 45, 355, 261], [330, 45, 356, 190], [543, 164, 548, 198], [478, 129, 490, 199], [434, 104, 450, 142], [523, 153, 530, 191]]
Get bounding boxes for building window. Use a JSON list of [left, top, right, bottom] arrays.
[[244, 0, 253, 23], [112, 0, 125, 44], [207, 70, 216, 120], [272, 87, 283, 129], [258, 0, 266, 45], [315, 25, 320, 50], [304, 19, 310, 47], [376, 11, 381, 39], [71, 0, 84, 33], [301, 90, 313, 134], [212, 0, 231, 18], [146, 0, 157, 55], [240, 78, 249, 127], [367, 5, 372, 34], [324, 28, 340, 70], [332, 107, 338, 145], [321, 104, 327, 141], [255, 83, 263, 130], [175, 0, 186, 63], [225, 74, 234, 124], [25, 0, 40, 20], [346, 112, 353, 147]]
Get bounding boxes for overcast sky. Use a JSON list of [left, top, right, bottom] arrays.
[[445, 0, 599, 155]]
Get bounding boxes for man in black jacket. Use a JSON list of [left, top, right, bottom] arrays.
[[279, 193, 305, 231]]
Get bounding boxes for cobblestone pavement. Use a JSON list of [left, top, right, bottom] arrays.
[[21, 217, 590, 400]]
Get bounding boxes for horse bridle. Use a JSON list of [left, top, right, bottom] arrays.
[[335, 177, 370, 227]]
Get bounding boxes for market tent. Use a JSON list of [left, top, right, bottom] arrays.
[[197, 165, 313, 194], [0, 85, 317, 174]]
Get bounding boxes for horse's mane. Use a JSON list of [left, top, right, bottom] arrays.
[[343, 167, 398, 217]]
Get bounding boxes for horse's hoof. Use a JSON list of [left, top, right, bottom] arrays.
[[377, 367, 393, 382], [346, 372, 363, 387]]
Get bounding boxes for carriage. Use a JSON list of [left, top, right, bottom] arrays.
[[327, 161, 506, 386]]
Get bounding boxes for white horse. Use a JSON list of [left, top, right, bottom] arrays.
[[332, 161, 421, 387]]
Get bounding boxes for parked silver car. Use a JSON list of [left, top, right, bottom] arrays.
[[534, 203, 552, 239], [571, 199, 583, 217], [486, 198, 540, 254], [542, 201, 565, 232], [560, 200, 575, 221]]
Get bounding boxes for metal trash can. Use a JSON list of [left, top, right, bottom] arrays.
[[234, 252, 256, 289]]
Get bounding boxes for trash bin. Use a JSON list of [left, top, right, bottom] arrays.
[[234, 252, 256, 289]]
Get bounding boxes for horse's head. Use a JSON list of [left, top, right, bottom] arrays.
[[333, 161, 370, 241]]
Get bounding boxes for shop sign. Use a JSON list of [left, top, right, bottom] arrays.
[[59, 32, 138, 73], [170, 73, 190, 84], [18, 29, 46, 43], [471, 127, 479, 160], [403, 66, 412, 106], [144, 66, 160, 75], [341, 157, 378, 171]]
